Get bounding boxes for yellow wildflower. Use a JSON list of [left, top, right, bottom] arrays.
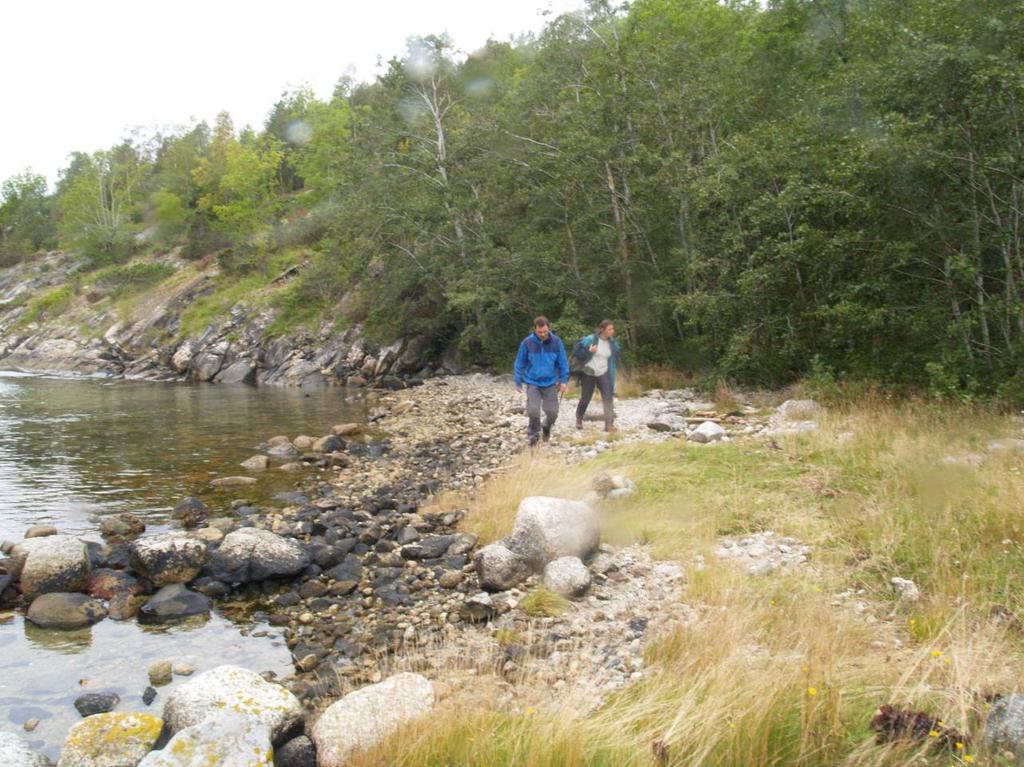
[[807, 687, 818, 697]]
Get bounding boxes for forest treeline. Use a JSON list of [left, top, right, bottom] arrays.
[[1, 0, 1022, 398]]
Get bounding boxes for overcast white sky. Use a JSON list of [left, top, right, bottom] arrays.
[[0, 0, 583, 188]]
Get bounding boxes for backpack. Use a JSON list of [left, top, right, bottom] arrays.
[[569, 338, 590, 380]]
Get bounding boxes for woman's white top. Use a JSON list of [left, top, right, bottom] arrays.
[[588, 338, 612, 376]]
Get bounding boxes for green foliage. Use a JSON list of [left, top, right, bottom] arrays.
[[0, 170, 55, 264], [11, 0, 1024, 397], [18, 284, 74, 326], [88, 261, 176, 300]]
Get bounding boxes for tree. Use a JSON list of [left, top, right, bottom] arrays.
[[0, 170, 55, 263]]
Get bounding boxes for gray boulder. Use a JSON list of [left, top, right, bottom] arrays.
[[543, 556, 592, 597], [267, 443, 300, 460], [312, 435, 343, 453], [215, 360, 257, 385], [986, 693, 1024, 760], [129, 534, 208, 586], [138, 710, 272, 766], [74, 692, 120, 717], [240, 455, 268, 471], [59, 712, 163, 767], [507, 496, 600, 570], [17, 535, 91, 599], [27, 593, 107, 629], [209, 528, 310, 584], [474, 542, 530, 591], [311, 673, 434, 767], [24, 525, 57, 539], [688, 420, 726, 444], [0, 731, 53, 766], [162, 665, 302, 742], [774, 399, 821, 422], [138, 584, 210, 623], [646, 414, 688, 433]]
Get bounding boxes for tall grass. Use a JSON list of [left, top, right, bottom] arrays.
[[352, 400, 1024, 766]]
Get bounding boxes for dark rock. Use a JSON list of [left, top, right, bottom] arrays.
[[172, 497, 209, 529], [275, 735, 317, 767], [276, 591, 301, 607], [313, 435, 344, 454], [107, 592, 145, 621], [324, 555, 362, 583], [299, 581, 327, 600], [102, 544, 131, 570], [27, 593, 107, 629], [196, 580, 230, 598], [74, 692, 120, 717], [138, 584, 211, 623], [328, 580, 358, 596], [142, 687, 158, 706], [460, 593, 496, 623], [396, 527, 421, 545], [215, 360, 257, 385]]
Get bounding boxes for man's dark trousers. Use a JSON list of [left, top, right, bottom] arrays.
[[526, 384, 559, 444]]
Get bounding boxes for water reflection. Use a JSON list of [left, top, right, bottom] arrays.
[[0, 372, 364, 539], [23, 620, 93, 652]]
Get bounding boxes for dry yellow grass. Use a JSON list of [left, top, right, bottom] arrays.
[[351, 399, 1024, 766]]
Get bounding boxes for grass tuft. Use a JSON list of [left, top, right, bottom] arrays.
[[518, 588, 571, 618]]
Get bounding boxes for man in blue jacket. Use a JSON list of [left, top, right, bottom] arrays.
[[514, 316, 570, 446]]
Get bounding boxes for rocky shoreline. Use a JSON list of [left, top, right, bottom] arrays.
[[0, 375, 815, 765]]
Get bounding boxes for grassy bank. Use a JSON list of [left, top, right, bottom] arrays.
[[353, 400, 1024, 766]]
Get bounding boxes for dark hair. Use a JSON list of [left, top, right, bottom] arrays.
[[533, 315, 550, 328], [597, 319, 614, 331]]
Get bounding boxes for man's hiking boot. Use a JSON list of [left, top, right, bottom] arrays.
[[542, 425, 551, 442]]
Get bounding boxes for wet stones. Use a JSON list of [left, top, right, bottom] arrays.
[[240, 455, 269, 471], [98, 513, 146, 540], [16, 535, 91, 599], [171, 497, 209, 528], [26, 593, 107, 630], [0, 731, 52, 767], [138, 710, 273, 766], [129, 534, 208, 586], [73, 692, 120, 717], [209, 528, 311, 584], [138, 584, 211, 623]]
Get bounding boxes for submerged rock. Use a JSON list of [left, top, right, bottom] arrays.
[[98, 514, 146, 540], [171, 498, 208, 529], [59, 711, 163, 767], [0, 731, 53, 766], [73, 692, 120, 717], [311, 673, 434, 767]]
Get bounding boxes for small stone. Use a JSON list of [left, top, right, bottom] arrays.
[[142, 687, 158, 705], [23, 718, 39, 732], [173, 662, 197, 676], [241, 455, 269, 471], [74, 691, 120, 717], [24, 525, 58, 539], [149, 660, 173, 686], [210, 476, 258, 488], [890, 577, 920, 602]]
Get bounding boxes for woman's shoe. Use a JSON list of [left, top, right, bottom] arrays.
[[576, 417, 583, 429]]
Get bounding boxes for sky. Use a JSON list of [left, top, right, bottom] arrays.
[[0, 0, 584, 188]]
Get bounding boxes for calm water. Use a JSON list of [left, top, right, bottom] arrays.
[[0, 371, 366, 540], [0, 372, 366, 758]]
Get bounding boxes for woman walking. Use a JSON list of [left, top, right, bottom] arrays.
[[573, 320, 621, 432]]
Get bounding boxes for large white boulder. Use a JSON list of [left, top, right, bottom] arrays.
[[0, 731, 52, 766], [508, 497, 600, 569], [161, 665, 301, 742], [15, 535, 91, 598], [311, 673, 434, 767], [209, 528, 310, 584], [129, 534, 208, 587], [59, 712, 163, 767], [138, 711, 271, 766]]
